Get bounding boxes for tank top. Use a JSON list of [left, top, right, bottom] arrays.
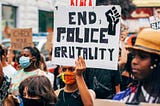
[[55, 90, 83, 106]]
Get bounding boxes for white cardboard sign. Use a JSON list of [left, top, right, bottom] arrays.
[[52, 5, 121, 70]]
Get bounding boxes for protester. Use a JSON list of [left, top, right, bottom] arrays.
[[0, 44, 17, 78], [0, 59, 11, 105], [118, 23, 129, 73], [3, 75, 58, 106], [39, 54, 48, 72], [120, 53, 135, 91], [55, 56, 95, 106], [120, 35, 137, 91], [41, 54, 55, 86], [33, 47, 55, 86], [18, 75, 57, 106], [84, 26, 123, 98], [6, 46, 21, 70], [113, 28, 160, 104], [47, 49, 64, 90], [9, 46, 47, 95], [53, 65, 65, 90], [0, 47, 17, 106], [84, 68, 121, 99]]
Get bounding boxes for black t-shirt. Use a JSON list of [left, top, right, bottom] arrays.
[[84, 68, 121, 99], [55, 90, 83, 106], [120, 75, 134, 91]]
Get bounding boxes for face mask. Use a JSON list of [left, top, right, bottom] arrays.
[[61, 71, 76, 85], [19, 56, 31, 68], [22, 97, 45, 106]]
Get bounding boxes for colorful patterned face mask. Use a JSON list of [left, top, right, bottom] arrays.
[[61, 71, 76, 85]]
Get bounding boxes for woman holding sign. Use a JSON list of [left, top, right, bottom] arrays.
[[55, 56, 95, 106], [113, 28, 160, 104]]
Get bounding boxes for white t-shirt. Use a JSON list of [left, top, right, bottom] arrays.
[[9, 68, 46, 95], [45, 72, 55, 86], [3, 64, 17, 78]]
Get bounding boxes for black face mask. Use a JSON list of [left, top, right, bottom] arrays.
[[22, 97, 45, 106]]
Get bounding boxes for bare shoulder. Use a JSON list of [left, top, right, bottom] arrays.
[[88, 89, 96, 99], [55, 88, 63, 96]]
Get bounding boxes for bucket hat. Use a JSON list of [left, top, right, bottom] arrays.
[[126, 28, 160, 55]]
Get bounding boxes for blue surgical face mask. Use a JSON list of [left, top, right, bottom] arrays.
[[19, 56, 31, 69]]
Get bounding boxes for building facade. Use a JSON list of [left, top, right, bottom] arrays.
[[0, 0, 54, 41]]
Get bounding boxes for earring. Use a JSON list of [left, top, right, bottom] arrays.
[[150, 66, 154, 70], [153, 64, 157, 68], [150, 64, 157, 70]]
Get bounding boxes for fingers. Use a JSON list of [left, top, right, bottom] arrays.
[[75, 56, 86, 74], [76, 56, 86, 68]]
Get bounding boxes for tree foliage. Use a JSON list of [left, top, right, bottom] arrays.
[[96, 0, 136, 18]]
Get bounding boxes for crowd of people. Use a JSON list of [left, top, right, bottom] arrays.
[[1, 24, 160, 106]]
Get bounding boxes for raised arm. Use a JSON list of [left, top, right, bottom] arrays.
[[75, 56, 95, 106]]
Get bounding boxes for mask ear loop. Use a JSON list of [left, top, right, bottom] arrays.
[[60, 65, 65, 83], [61, 73, 66, 83]]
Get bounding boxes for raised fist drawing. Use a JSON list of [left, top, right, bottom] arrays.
[[105, 6, 120, 35]]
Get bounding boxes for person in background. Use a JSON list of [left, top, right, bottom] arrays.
[[118, 23, 129, 73], [6, 46, 21, 70], [3, 75, 58, 106], [120, 35, 137, 91], [55, 56, 95, 106], [9, 46, 47, 95], [33, 47, 55, 86], [40, 54, 48, 72], [3, 22, 11, 38], [84, 67, 121, 99], [53, 65, 65, 90], [0, 44, 17, 78], [0, 47, 17, 106], [84, 29, 123, 98], [46, 49, 64, 90], [18, 75, 57, 106], [0, 59, 11, 105], [113, 28, 160, 104]]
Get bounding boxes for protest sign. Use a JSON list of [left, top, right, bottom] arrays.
[[70, 0, 96, 6], [149, 15, 160, 30], [45, 32, 53, 52], [10, 28, 33, 50], [94, 99, 160, 106], [52, 6, 121, 70], [145, 8, 160, 30], [54, 0, 96, 6]]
